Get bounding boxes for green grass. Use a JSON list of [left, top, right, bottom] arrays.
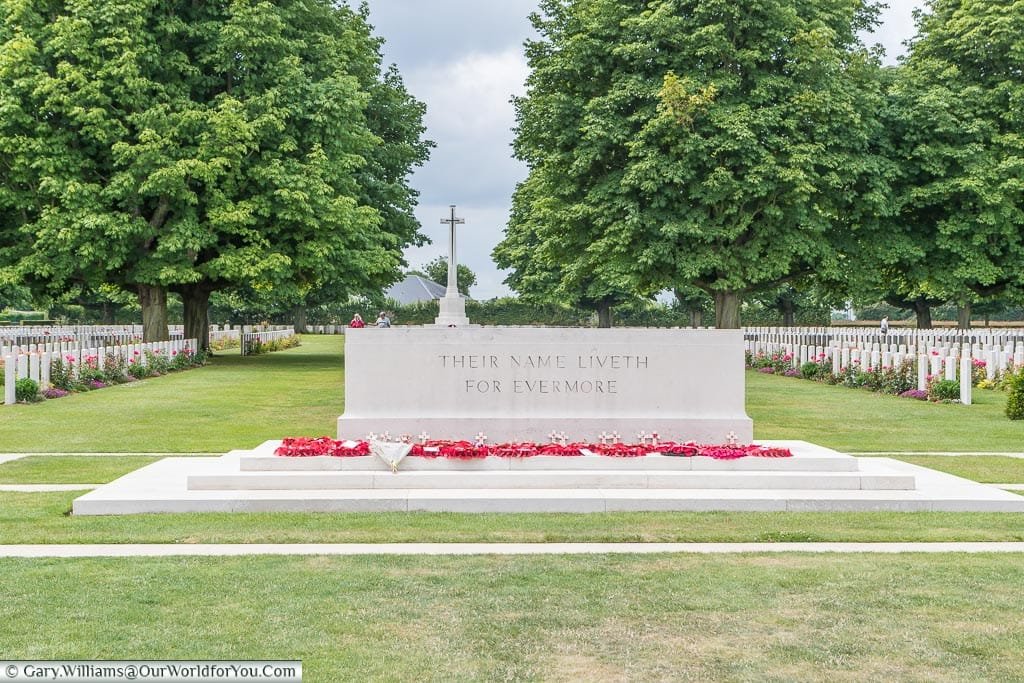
[[0, 335, 344, 453], [884, 456, 1024, 484], [2, 493, 1023, 544], [1, 554, 1022, 681], [0, 456, 163, 484], [748, 370, 1024, 452]]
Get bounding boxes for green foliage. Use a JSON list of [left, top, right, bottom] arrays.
[[928, 378, 961, 403], [870, 0, 1024, 317], [420, 258, 476, 297], [0, 0, 430, 344], [1005, 369, 1024, 420], [14, 377, 40, 403], [498, 0, 890, 327], [800, 361, 828, 381]]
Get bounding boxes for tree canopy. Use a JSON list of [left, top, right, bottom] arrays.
[[0, 0, 429, 347], [421, 257, 477, 297], [496, 0, 890, 327], [871, 0, 1024, 329]]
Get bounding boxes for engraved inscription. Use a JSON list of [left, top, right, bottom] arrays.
[[441, 352, 648, 395]]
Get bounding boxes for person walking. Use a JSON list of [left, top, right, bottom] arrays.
[[375, 312, 391, 328]]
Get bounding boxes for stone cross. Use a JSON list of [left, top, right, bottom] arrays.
[[417, 431, 430, 445], [440, 205, 466, 298], [474, 432, 488, 446]]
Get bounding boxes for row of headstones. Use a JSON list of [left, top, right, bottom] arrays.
[[309, 325, 347, 334], [748, 341, 1024, 406], [0, 334, 157, 359], [0, 324, 144, 336], [240, 328, 296, 355], [745, 326, 1024, 352], [750, 340, 1024, 375], [2, 338, 197, 405]]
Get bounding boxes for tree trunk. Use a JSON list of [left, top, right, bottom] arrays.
[[293, 305, 308, 334], [714, 291, 741, 329], [137, 284, 169, 342], [781, 300, 796, 327], [913, 300, 933, 329], [957, 302, 972, 329], [181, 286, 212, 353], [688, 307, 702, 328], [596, 302, 613, 328], [101, 302, 115, 325]]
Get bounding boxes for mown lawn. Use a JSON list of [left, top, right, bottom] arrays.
[[747, 370, 1024, 452], [2, 493, 1023, 544], [1, 554, 1021, 682], [0, 456, 163, 484], [882, 455, 1024, 484], [0, 335, 344, 453]]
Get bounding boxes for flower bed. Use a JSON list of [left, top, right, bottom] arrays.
[[42, 347, 207, 400], [275, 437, 793, 460]]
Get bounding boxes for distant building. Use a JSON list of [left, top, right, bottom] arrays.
[[385, 274, 467, 305]]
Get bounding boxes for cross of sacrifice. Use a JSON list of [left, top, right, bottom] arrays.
[[440, 205, 466, 298]]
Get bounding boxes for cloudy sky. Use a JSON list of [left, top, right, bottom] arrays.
[[364, 1, 927, 299]]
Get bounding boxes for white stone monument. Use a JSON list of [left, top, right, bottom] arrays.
[[338, 327, 753, 443], [433, 204, 472, 327]]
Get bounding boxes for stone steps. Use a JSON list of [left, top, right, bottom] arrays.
[[70, 441, 1024, 515], [189, 470, 914, 491]]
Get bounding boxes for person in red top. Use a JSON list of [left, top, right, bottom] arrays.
[[349, 313, 366, 328]]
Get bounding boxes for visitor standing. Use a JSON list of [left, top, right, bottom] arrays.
[[376, 312, 391, 328], [880, 316, 889, 336], [349, 313, 365, 328]]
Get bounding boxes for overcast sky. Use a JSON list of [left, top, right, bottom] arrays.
[[363, 1, 927, 299]]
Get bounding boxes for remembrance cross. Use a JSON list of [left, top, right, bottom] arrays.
[[434, 204, 472, 327]]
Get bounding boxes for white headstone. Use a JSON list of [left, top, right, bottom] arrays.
[[960, 355, 972, 405]]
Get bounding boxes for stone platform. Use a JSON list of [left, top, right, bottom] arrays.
[[72, 441, 1024, 515]]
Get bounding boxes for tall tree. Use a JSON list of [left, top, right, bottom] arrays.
[[497, 0, 889, 328], [0, 1, 429, 348], [879, 0, 1024, 330], [422, 257, 477, 296]]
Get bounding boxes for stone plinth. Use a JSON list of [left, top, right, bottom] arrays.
[[338, 327, 753, 443], [433, 295, 471, 327]]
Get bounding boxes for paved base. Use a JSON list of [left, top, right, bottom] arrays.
[[71, 440, 1024, 515], [4, 542, 1024, 557]]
